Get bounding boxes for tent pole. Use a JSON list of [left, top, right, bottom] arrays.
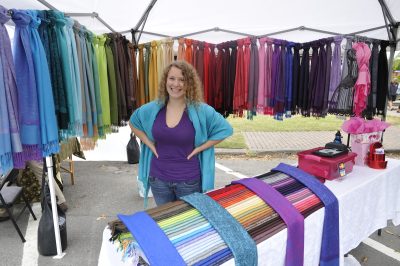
[[348, 25, 387, 35], [133, 0, 157, 32], [64, 12, 116, 32], [45, 156, 66, 259], [36, 0, 59, 11]]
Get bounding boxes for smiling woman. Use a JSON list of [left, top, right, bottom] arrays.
[[129, 60, 233, 206]]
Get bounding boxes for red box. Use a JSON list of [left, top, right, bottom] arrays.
[[297, 147, 357, 181]]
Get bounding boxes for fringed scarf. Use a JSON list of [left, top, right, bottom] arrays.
[[26, 10, 60, 157], [12, 9, 42, 161], [0, 6, 24, 172]]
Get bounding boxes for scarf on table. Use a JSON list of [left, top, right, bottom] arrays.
[[0, 6, 24, 172], [272, 163, 339, 266], [12, 9, 42, 161], [181, 192, 257, 266], [26, 10, 59, 157]]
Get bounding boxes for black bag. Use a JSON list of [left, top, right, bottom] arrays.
[[127, 133, 140, 164], [37, 163, 67, 256]]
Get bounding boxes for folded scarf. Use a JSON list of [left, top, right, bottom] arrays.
[[272, 163, 339, 266]]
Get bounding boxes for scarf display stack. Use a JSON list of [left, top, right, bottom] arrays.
[[114, 167, 328, 265]]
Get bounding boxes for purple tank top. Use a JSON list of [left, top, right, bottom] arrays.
[[150, 107, 200, 181]]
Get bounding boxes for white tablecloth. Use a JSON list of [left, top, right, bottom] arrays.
[[98, 159, 400, 266]]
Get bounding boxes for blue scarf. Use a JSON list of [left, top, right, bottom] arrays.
[[272, 163, 339, 266], [26, 10, 59, 157], [12, 9, 42, 161], [0, 6, 24, 173], [118, 211, 186, 266], [181, 192, 257, 266]]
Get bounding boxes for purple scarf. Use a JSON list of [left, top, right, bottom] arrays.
[[0, 6, 24, 171]]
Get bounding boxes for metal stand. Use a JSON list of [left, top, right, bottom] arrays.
[[45, 156, 66, 259]]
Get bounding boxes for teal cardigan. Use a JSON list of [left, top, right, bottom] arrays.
[[130, 101, 233, 204]]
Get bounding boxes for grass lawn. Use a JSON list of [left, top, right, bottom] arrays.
[[217, 113, 400, 149]]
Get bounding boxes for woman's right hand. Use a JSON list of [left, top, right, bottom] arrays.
[[130, 124, 159, 158]]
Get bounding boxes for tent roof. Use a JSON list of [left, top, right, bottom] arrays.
[[2, 0, 400, 45]]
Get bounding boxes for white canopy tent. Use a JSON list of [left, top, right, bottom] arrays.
[[2, 0, 400, 45], [1, 0, 400, 260]]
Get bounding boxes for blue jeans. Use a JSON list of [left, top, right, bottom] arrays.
[[149, 176, 201, 206]]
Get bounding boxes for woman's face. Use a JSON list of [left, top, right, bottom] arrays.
[[166, 66, 186, 100]]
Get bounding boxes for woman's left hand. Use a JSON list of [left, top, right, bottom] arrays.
[[187, 147, 200, 160]]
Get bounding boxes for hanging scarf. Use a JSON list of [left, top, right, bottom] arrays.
[[65, 17, 83, 136], [285, 42, 294, 117], [226, 41, 237, 116], [128, 42, 138, 111], [184, 38, 193, 65], [144, 42, 151, 104], [328, 49, 358, 115], [0, 6, 24, 171], [156, 40, 164, 84], [136, 43, 145, 107], [352, 42, 371, 117], [163, 37, 174, 66], [195, 41, 204, 84], [45, 11, 69, 132], [322, 38, 333, 117], [291, 44, 301, 114], [177, 38, 185, 61], [257, 37, 267, 114], [26, 10, 59, 156], [264, 38, 274, 115], [149, 40, 158, 101], [222, 42, 231, 116], [203, 42, 211, 104], [243, 37, 251, 114], [376, 41, 389, 115], [272, 40, 285, 120], [97, 35, 111, 133], [215, 44, 225, 111], [298, 44, 310, 116], [79, 26, 94, 137], [50, 11, 79, 139], [247, 37, 259, 118], [233, 39, 245, 116], [208, 44, 217, 107], [86, 31, 102, 137], [364, 41, 379, 118], [329, 37, 343, 103], [308, 42, 320, 116], [312, 40, 327, 117], [12, 9, 42, 161]]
